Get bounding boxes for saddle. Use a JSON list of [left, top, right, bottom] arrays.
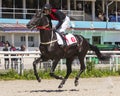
[[56, 32, 77, 47]]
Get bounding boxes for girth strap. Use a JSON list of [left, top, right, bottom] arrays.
[[40, 40, 57, 45]]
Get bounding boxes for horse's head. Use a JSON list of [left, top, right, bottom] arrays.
[[27, 10, 50, 30]]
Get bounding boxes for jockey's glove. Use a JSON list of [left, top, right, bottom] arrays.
[[52, 27, 57, 32]]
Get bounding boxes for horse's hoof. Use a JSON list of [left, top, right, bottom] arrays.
[[58, 84, 63, 88], [37, 78, 41, 82], [75, 81, 79, 86]]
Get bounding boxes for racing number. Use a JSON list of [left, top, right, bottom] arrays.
[[71, 37, 76, 42]]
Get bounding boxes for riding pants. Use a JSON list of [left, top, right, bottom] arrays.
[[57, 16, 70, 33]]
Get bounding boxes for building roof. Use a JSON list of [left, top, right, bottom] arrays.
[[0, 18, 36, 33], [0, 23, 38, 33]]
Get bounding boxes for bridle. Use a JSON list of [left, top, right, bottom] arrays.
[[36, 24, 57, 45]]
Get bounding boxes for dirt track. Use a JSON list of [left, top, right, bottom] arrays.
[[0, 77, 120, 96]]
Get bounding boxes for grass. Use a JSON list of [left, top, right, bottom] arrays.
[[0, 68, 120, 80], [0, 61, 120, 80]]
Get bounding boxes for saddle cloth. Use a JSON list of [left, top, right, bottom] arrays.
[[55, 33, 77, 46]]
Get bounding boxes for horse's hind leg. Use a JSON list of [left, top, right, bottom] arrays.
[[58, 58, 73, 88], [33, 57, 41, 82], [74, 57, 85, 86]]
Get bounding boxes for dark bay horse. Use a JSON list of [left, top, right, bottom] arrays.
[[27, 11, 110, 88]]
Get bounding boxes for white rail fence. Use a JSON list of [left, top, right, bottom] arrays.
[[0, 51, 120, 74], [0, 7, 84, 20]]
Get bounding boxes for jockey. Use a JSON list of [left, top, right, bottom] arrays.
[[43, 3, 70, 34], [43, 4, 70, 47]]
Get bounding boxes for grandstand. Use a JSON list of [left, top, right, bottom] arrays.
[[0, 0, 120, 50]]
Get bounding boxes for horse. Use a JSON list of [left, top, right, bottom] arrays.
[[26, 10, 110, 88]]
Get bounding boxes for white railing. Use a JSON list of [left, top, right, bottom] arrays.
[[0, 51, 40, 74], [61, 10, 84, 20], [0, 51, 120, 74], [0, 7, 40, 19], [61, 10, 84, 16], [0, 7, 85, 20]]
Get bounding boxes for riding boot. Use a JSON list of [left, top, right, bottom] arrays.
[[56, 31, 67, 48], [60, 33, 67, 48], [62, 38, 67, 47]]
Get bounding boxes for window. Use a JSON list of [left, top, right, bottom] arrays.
[[2, 0, 13, 8], [104, 42, 112, 44], [50, 0, 61, 9], [15, 0, 23, 19], [28, 36, 34, 42], [92, 36, 101, 45], [20, 36, 34, 42], [2, 0, 13, 18], [21, 36, 25, 42], [0, 36, 5, 42]]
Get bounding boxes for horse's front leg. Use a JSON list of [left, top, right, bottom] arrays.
[[33, 54, 49, 82], [50, 59, 63, 80], [33, 57, 41, 82]]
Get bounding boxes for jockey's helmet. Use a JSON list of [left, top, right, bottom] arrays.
[[43, 4, 52, 10]]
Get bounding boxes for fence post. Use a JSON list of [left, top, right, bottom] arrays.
[[60, 59, 63, 71], [20, 56, 24, 75], [17, 58, 21, 74], [115, 55, 119, 71], [17, 57, 23, 75], [110, 55, 114, 71]]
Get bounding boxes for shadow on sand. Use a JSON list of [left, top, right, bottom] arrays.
[[30, 89, 79, 93]]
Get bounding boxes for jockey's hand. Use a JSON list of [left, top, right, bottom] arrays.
[[52, 27, 56, 32]]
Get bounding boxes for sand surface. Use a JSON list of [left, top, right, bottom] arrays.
[[0, 77, 120, 96]]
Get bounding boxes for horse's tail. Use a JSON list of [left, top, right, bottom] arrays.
[[89, 43, 110, 60]]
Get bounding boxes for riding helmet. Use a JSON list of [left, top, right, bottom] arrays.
[[43, 3, 52, 10]]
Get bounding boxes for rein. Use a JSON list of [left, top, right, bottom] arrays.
[[37, 24, 50, 30], [36, 24, 57, 45]]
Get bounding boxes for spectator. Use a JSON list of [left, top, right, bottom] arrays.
[[3, 43, 9, 69], [98, 12, 103, 20], [20, 44, 26, 51], [98, 12, 106, 21], [0, 41, 5, 47], [10, 44, 17, 69], [103, 13, 107, 21], [19, 44, 29, 56], [77, 2, 82, 10], [5, 41, 10, 47], [10, 44, 16, 51], [3, 43, 9, 51]]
